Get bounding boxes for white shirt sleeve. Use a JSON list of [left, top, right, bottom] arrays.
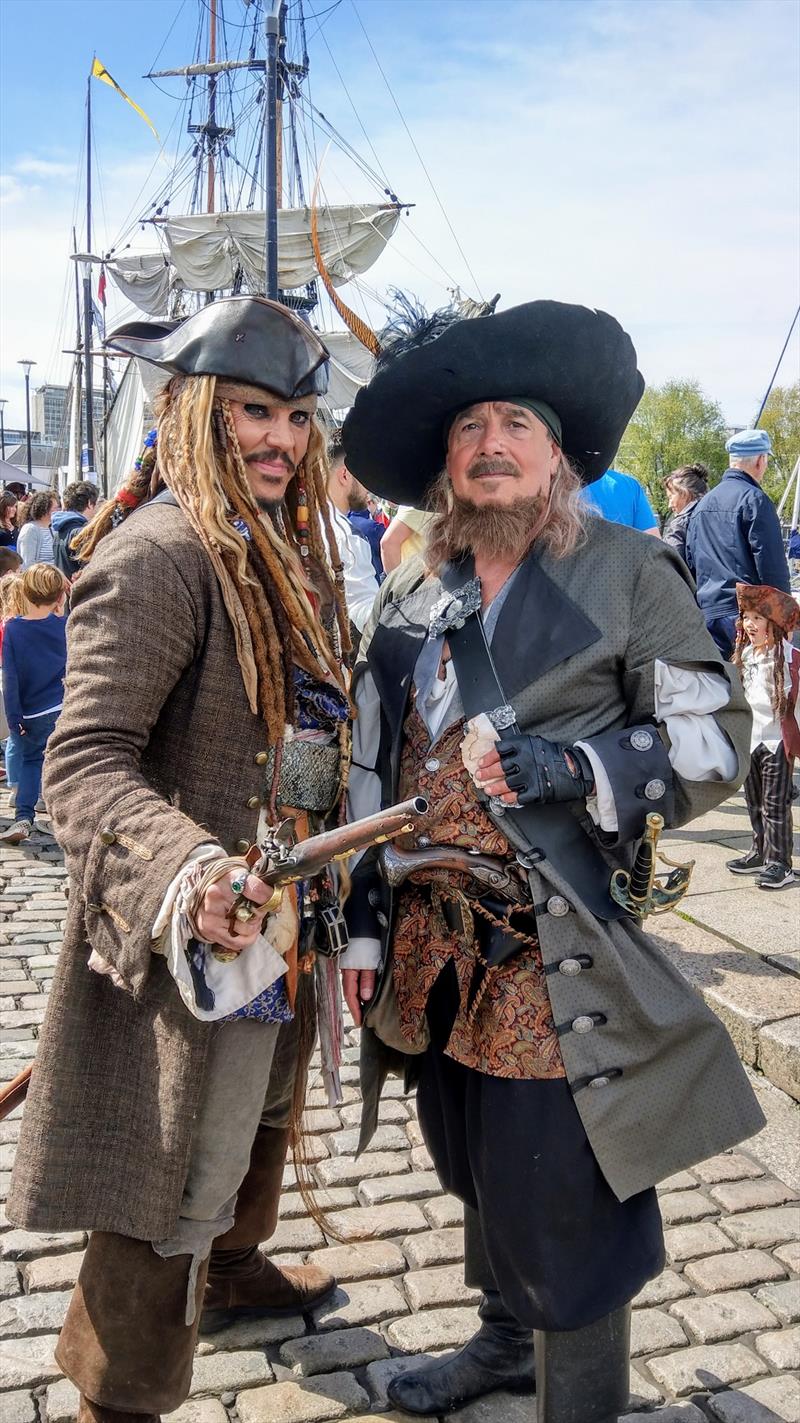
[[577, 661, 737, 833], [341, 665, 385, 973], [339, 936, 382, 971], [328, 504, 381, 633]]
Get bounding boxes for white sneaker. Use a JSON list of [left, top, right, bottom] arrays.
[[0, 819, 33, 844]]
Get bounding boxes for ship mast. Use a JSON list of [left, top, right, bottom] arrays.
[[83, 71, 95, 474]]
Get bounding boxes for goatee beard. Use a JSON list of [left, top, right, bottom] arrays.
[[437, 491, 547, 565], [257, 497, 282, 515]]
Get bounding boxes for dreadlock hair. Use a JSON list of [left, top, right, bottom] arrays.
[[72, 372, 350, 748], [732, 616, 788, 720]]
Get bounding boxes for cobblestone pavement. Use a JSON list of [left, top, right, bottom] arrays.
[[0, 790, 798, 1423]]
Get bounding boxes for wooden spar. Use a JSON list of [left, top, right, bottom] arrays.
[[264, 1, 282, 298], [310, 168, 381, 357], [207, 0, 217, 214], [83, 71, 95, 472]]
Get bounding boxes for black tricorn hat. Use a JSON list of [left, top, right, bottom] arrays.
[[106, 295, 330, 399], [342, 299, 644, 501]]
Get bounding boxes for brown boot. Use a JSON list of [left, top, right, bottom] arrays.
[[78, 1398, 160, 1423], [56, 1231, 208, 1415], [200, 1245, 336, 1333]]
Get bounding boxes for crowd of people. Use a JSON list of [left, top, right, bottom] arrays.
[[0, 293, 795, 1423]]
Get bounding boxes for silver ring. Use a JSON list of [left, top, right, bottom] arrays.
[[230, 875, 246, 896]]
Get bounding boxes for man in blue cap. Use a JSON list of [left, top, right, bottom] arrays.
[[687, 428, 790, 658]]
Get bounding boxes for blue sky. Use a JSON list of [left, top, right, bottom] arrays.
[[1, 0, 798, 437]]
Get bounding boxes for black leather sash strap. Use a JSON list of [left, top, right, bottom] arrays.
[[440, 560, 626, 921]]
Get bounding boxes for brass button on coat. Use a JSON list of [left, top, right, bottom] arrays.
[[546, 895, 570, 918], [254, 751, 269, 766], [236, 838, 250, 854], [589, 1075, 611, 1089], [572, 1015, 596, 1035], [246, 795, 260, 810], [559, 957, 583, 976], [98, 829, 117, 846]]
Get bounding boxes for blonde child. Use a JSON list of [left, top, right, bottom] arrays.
[[0, 563, 27, 791], [0, 564, 68, 843], [728, 583, 800, 889]]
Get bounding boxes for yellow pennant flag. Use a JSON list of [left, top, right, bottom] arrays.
[[91, 57, 160, 141]]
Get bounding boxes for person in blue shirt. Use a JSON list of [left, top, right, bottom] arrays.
[[581, 468, 660, 534], [686, 429, 790, 659], [0, 562, 67, 843]]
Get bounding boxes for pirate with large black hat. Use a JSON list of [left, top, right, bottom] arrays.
[[8, 296, 355, 1421], [339, 300, 763, 1423]]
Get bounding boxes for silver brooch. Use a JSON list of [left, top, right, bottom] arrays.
[[428, 577, 482, 639]]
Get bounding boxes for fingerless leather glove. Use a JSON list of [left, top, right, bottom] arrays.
[[496, 734, 595, 806]]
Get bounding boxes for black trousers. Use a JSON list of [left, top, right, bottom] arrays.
[[744, 742, 795, 868], [416, 962, 665, 1333]]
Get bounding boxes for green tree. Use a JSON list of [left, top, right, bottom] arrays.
[[616, 380, 728, 517], [759, 382, 800, 503]]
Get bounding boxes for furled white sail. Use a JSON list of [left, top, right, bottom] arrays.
[[104, 360, 149, 494], [106, 204, 400, 318], [320, 330, 375, 413]]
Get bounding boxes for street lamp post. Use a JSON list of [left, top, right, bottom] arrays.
[[0, 399, 6, 461], [18, 361, 36, 481]]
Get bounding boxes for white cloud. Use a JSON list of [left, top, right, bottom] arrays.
[[0, 0, 797, 436]]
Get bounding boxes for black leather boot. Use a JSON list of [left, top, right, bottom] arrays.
[[533, 1303, 631, 1423], [386, 1290, 536, 1415]]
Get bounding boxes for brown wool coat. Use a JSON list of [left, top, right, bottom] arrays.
[[8, 503, 278, 1241]]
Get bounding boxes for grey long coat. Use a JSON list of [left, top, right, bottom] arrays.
[[8, 503, 277, 1240], [351, 519, 765, 1201]]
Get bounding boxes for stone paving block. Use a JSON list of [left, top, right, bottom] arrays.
[[422, 1195, 463, 1229], [0, 1229, 87, 1260], [759, 1017, 800, 1103], [0, 1258, 20, 1298], [403, 1264, 481, 1311], [338, 1099, 408, 1128], [658, 1189, 718, 1225], [721, 1206, 800, 1249], [312, 1278, 407, 1332], [280, 1188, 356, 1220], [710, 1178, 800, 1214], [303, 1109, 342, 1135], [364, 1353, 446, 1408], [754, 1279, 800, 1324], [327, 1124, 409, 1157], [0, 1332, 62, 1387], [45, 1377, 80, 1423], [410, 1146, 434, 1172], [401, 1227, 464, 1270], [385, 1304, 481, 1353], [665, 1221, 737, 1261], [684, 1249, 787, 1293], [670, 1289, 778, 1343], [620, 1409, 705, 1423], [280, 1324, 389, 1376], [308, 1241, 406, 1282], [647, 1343, 767, 1396], [633, 1269, 693, 1307], [708, 1374, 800, 1422], [323, 1201, 428, 1242], [315, 1151, 410, 1188], [630, 1307, 687, 1355], [197, 1313, 306, 1351], [189, 1349, 272, 1396], [21, 1251, 84, 1294], [658, 1171, 700, 1192], [169, 1401, 229, 1423], [628, 1366, 663, 1406], [773, 1241, 800, 1273], [237, 1372, 369, 1423], [3, 1392, 39, 1423], [357, 1171, 442, 1207], [694, 1155, 766, 1184], [449, 1391, 538, 1423], [268, 1217, 326, 1253], [754, 1325, 800, 1371], [0, 1286, 71, 1336]]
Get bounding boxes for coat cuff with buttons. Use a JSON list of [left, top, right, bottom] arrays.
[[574, 724, 674, 846], [82, 788, 215, 999]]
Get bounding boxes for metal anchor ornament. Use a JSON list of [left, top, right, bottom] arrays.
[[610, 813, 695, 919]]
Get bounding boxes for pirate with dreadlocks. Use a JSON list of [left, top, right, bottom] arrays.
[[7, 297, 354, 1423]]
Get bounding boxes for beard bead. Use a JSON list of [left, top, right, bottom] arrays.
[[295, 475, 311, 558]]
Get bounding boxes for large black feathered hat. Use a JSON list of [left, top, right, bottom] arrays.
[[106, 295, 329, 399], [342, 299, 644, 500]]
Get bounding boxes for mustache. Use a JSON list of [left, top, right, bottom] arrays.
[[466, 457, 518, 480], [245, 447, 296, 475]]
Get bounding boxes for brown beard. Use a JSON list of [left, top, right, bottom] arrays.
[[433, 490, 547, 565]]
